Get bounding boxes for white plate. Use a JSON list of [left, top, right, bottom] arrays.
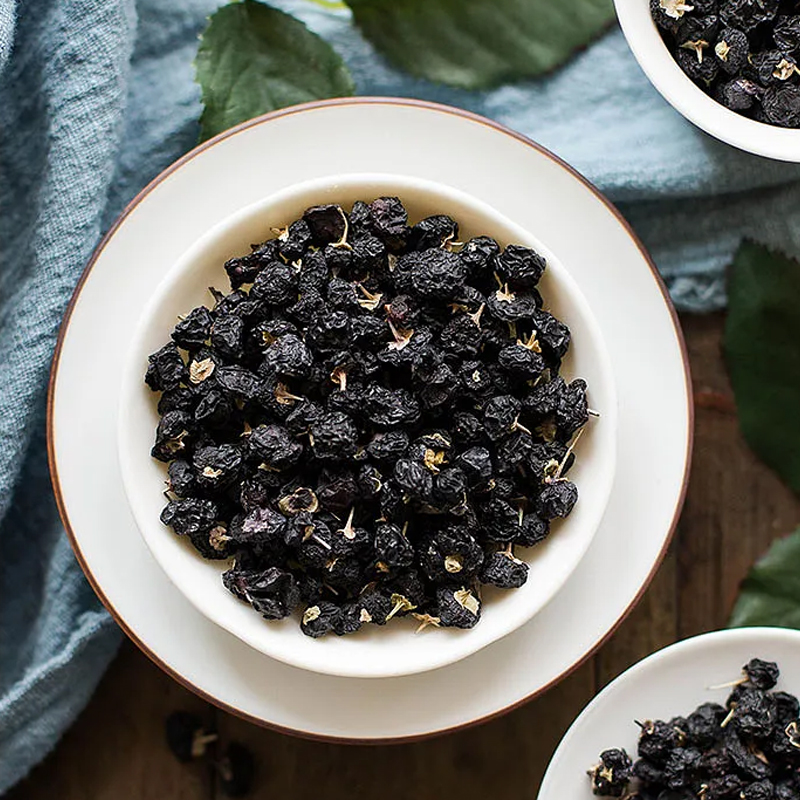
[[118, 172, 618, 679], [49, 98, 691, 740], [539, 627, 800, 799]]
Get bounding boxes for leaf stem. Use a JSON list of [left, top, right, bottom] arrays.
[[304, 0, 346, 8]]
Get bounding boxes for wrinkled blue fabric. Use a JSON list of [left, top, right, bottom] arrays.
[[3, 0, 800, 791]]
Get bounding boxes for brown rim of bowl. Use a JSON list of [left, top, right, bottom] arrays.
[[46, 96, 694, 745]]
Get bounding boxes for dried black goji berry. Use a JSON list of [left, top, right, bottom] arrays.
[[146, 198, 592, 636], [590, 748, 633, 797], [588, 657, 800, 799], [653, 0, 800, 128]]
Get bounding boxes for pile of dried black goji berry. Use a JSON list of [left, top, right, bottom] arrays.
[[145, 197, 591, 637], [590, 658, 800, 800], [652, 0, 800, 127]]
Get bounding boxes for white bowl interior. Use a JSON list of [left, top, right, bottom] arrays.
[[118, 173, 617, 678], [614, 0, 800, 161], [539, 627, 800, 799]]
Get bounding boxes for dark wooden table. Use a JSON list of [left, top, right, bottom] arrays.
[[9, 313, 800, 800]]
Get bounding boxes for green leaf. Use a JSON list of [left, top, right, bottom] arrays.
[[724, 241, 800, 495], [344, 0, 615, 90], [729, 529, 800, 628], [195, 0, 355, 142]]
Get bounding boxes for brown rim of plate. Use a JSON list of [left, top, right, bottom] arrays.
[[46, 96, 694, 746]]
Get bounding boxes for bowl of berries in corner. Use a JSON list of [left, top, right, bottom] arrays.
[[615, 0, 800, 160], [538, 627, 800, 800], [118, 172, 617, 679]]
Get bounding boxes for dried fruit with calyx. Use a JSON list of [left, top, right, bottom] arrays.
[[588, 658, 800, 799], [653, 0, 800, 126], [145, 196, 592, 636]]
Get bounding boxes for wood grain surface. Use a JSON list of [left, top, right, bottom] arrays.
[[9, 313, 800, 800]]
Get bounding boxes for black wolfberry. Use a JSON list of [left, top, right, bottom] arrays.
[[146, 198, 591, 637]]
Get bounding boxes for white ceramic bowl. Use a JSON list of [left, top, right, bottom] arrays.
[[539, 627, 800, 799], [118, 172, 617, 679], [615, 0, 800, 161]]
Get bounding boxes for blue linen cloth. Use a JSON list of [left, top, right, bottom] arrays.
[[3, 0, 800, 791]]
